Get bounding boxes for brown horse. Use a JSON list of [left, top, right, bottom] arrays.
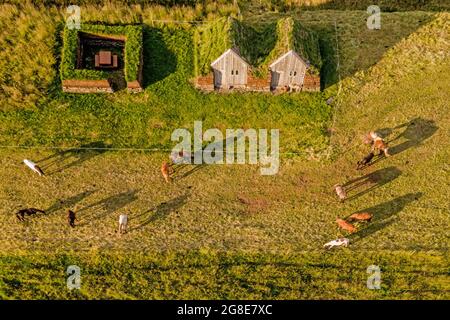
[[347, 212, 373, 222], [336, 218, 357, 233], [161, 162, 172, 183]]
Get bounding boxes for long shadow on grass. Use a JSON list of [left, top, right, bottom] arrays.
[[342, 166, 402, 201], [348, 192, 423, 243], [387, 118, 438, 156], [77, 189, 140, 225], [38, 141, 111, 175], [129, 192, 190, 231], [174, 131, 274, 180], [143, 26, 177, 87], [367, 118, 438, 167], [177, 164, 206, 180], [318, 31, 338, 90], [45, 190, 97, 214], [304, 13, 434, 89], [170, 134, 236, 181]]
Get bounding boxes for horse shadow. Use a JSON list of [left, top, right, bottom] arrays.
[[388, 118, 438, 156], [349, 192, 423, 243], [342, 166, 402, 201], [170, 148, 213, 181], [38, 141, 111, 175], [357, 118, 438, 168], [77, 189, 139, 225], [374, 118, 437, 155], [170, 133, 253, 181], [130, 192, 190, 231], [179, 164, 206, 179], [45, 190, 97, 214]]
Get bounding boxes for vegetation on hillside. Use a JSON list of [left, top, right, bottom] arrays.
[[0, 4, 332, 155], [0, 4, 61, 111], [195, 17, 321, 77], [2, 0, 449, 12], [194, 17, 237, 76], [0, 2, 448, 300], [259, 17, 321, 76], [241, 0, 450, 12]]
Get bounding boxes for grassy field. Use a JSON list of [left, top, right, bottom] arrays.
[[241, 0, 450, 12], [0, 4, 330, 155], [0, 3, 449, 299], [1, 251, 448, 299]]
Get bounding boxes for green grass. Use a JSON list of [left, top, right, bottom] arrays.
[[0, 4, 61, 111], [242, 0, 450, 12], [195, 17, 321, 78], [1, 251, 448, 299], [0, 10, 331, 155], [0, 4, 449, 299], [61, 24, 143, 82]]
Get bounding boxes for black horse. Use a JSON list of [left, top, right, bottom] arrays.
[[16, 208, 45, 221]]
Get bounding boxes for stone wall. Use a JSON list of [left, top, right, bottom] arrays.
[[194, 72, 320, 93], [194, 74, 215, 91], [303, 74, 321, 92], [247, 74, 271, 91], [127, 80, 143, 93], [62, 79, 113, 93]]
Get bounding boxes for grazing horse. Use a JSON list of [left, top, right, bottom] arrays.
[[347, 212, 373, 222], [118, 214, 128, 235], [324, 238, 349, 249], [67, 210, 76, 228], [368, 132, 390, 157], [23, 159, 45, 176], [161, 162, 172, 183], [357, 152, 376, 170], [336, 218, 357, 233], [16, 208, 45, 221], [334, 184, 347, 202]]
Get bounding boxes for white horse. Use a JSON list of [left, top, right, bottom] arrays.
[[118, 214, 128, 234], [324, 238, 349, 249], [23, 159, 45, 176]]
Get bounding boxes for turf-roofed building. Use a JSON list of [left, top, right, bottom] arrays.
[[61, 24, 143, 93], [194, 17, 321, 92]]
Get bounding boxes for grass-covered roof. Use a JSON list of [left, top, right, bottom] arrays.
[[195, 17, 321, 77]]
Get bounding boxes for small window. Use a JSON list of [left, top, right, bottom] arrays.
[[231, 70, 234, 75], [294, 71, 297, 76], [235, 70, 239, 75]]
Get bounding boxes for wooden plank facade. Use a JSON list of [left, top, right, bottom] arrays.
[[269, 50, 308, 91], [195, 48, 320, 93], [211, 49, 249, 89]]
